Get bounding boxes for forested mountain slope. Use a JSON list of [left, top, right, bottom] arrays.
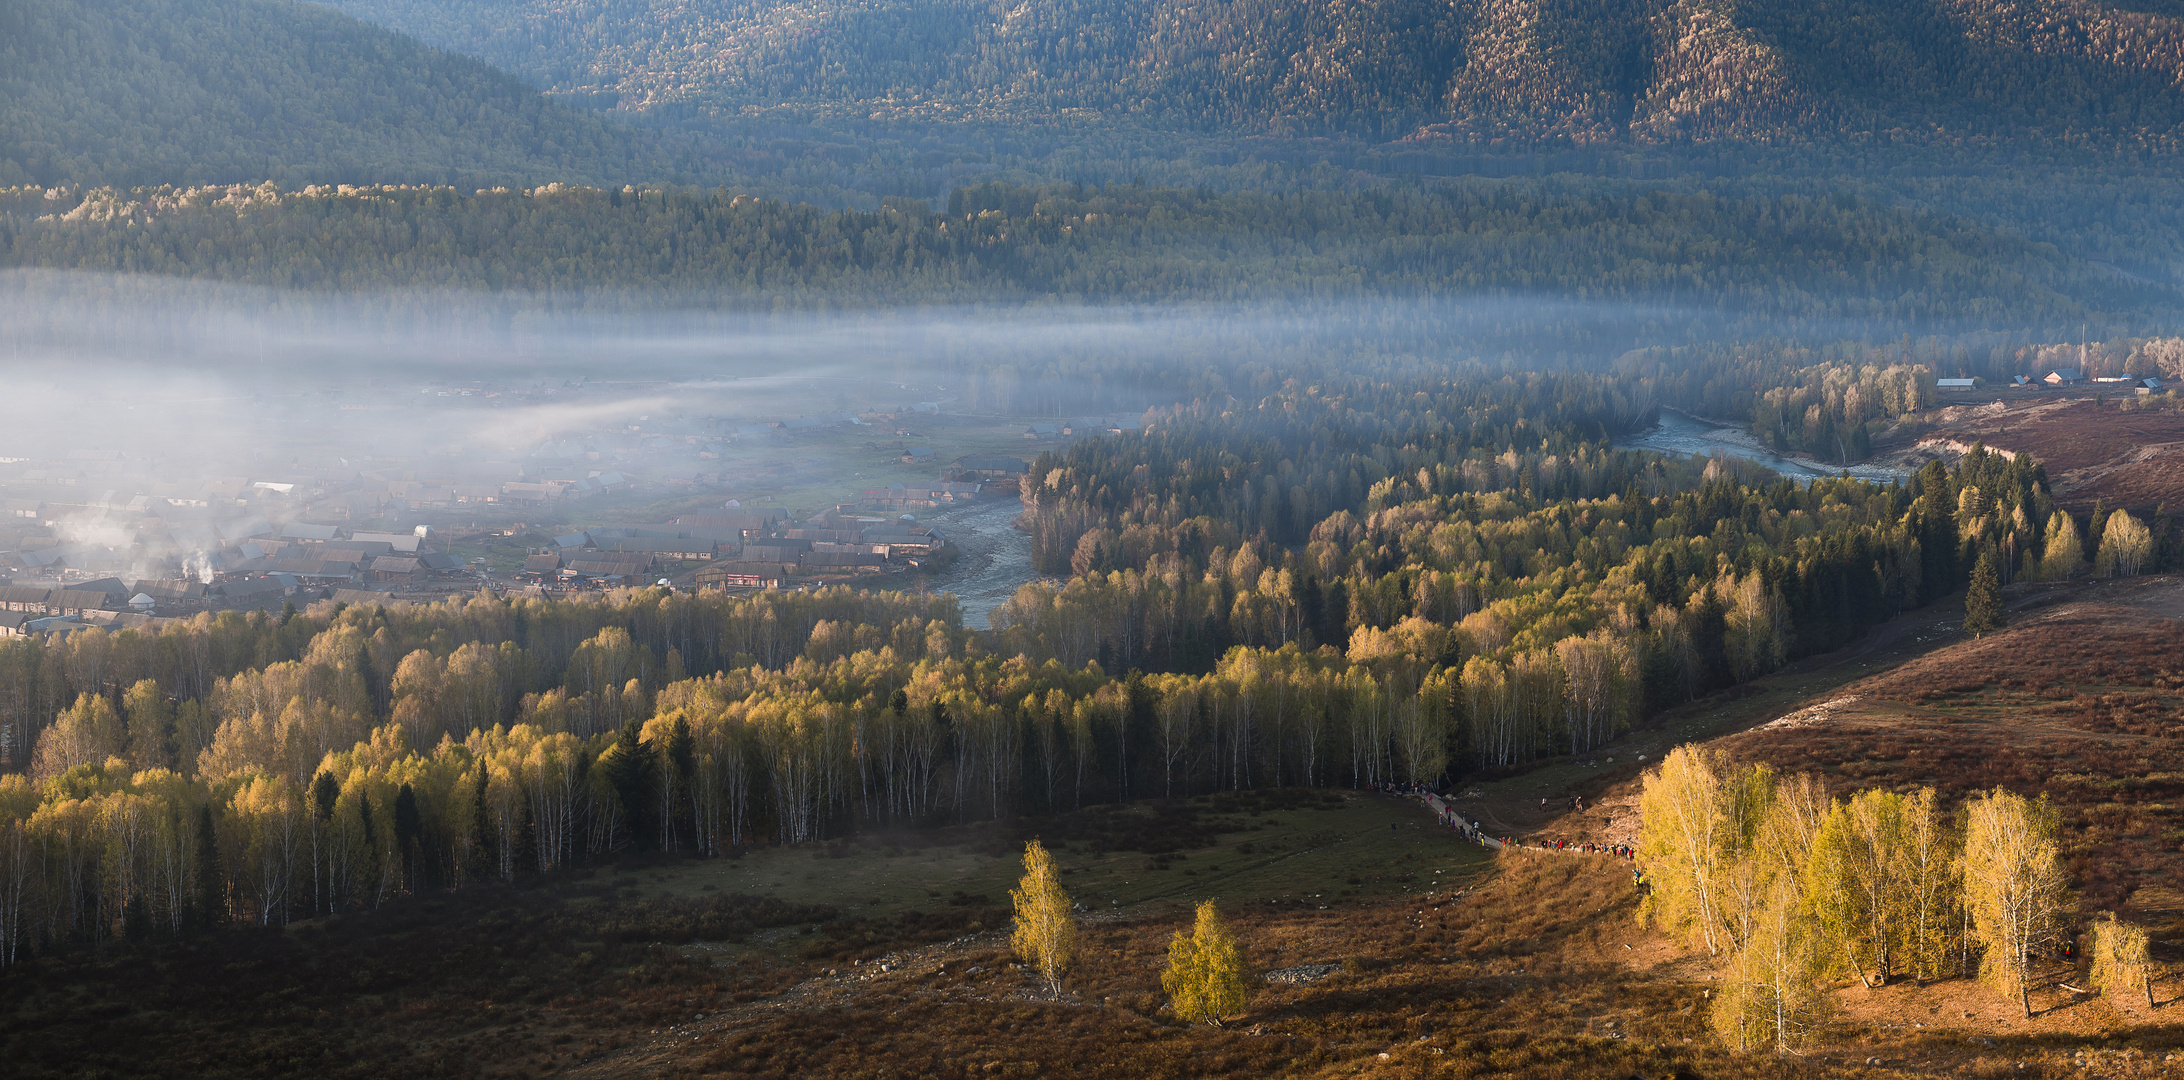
[[4, 179, 2162, 327], [317, 0, 2184, 146], [0, 0, 685, 187]]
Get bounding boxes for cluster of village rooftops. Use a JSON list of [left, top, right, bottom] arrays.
[[1933, 369, 2166, 391], [0, 450, 1036, 639]]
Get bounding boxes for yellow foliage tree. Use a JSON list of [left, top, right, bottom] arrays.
[[1805, 789, 1910, 987], [1010, 839, 1077, 999], [2095, 510, 2154, 578], [1162, 899, 1252, 1025], [1638, 745, 1771, 954], [1963, 789, 2070, 1017], [1710, 874, 1831, 1053], [2039, 511, 2085, 581], [2089, 913, 2156, 1013]]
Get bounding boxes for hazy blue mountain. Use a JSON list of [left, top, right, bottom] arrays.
[[0, 0, 684, 186]]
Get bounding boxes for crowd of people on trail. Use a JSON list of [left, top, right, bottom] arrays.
[[1417, 789, 1634, 858], [1533, 837, 1634, 859]]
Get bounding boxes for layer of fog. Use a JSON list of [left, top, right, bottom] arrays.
[[0, 268, 1992, 592], [0, 267, 1803, 467]]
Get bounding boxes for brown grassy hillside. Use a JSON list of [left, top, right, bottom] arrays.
[[1898, 398, 2184, 511]]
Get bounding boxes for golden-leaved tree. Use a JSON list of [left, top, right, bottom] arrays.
[[1639, 745, 1772, 955], [2089, 913, 2156, 1014], [1163, 900, 1252, 1025], [1963, 789, 2070, 1018], [1710, 873, 1830, 1053], [1010, 839, 1077, 999]]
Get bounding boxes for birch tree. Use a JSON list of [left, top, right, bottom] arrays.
[[1010, 839, 1077, 999], [1963, 789, 2070, 1017], [1711, 875, 1830, 1053], [2096, 510, 2153, 578], [1805, 789, 1909, 987], [1162, 899, 1252, 1025], [2089, 913, 2156, 1013], [1638, 745, 1768, 954]]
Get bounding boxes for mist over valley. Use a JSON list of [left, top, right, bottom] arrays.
[[9, 2, 2184, 1079]]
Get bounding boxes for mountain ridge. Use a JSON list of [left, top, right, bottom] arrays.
[[316, 0, 2184, 147]]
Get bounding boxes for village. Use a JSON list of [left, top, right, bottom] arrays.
[[0, 373, 1144, 631]]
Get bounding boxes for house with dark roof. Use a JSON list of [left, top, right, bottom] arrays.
[[565, 557, 651, 579], [370, 556, 423, 582], [956, 455, 1028, 477], [47, 590, 115, 616], [348, 531, 425, 552], [220, 577, 292, 600]]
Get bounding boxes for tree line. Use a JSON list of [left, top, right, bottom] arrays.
[[0, 178, 2144, 325]]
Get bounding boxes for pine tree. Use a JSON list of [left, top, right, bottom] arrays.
[[393, 784, 421, 893], [195, 803, 224, 930], [1965, 546, 2004, 636], [466, 767, 493, 887], [600, 718, 657, 849], [1009, 839, 1077, 999], [1162, 900, 1252, 1025]]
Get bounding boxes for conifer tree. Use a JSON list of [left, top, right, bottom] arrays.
[[1965, 546, 2004, 635], [1010, 839, 1077, 999], [393, 784, 421, 893], [601, 718, 657, 849], [195, 802, 224, 929], [466, 767, 492, 886]]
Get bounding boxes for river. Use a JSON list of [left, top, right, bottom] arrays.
[[1615, 408, 1911, 484], [917, 498, 1043, 628]]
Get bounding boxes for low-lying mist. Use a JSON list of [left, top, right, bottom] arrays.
[[0, 267, 2039, 590]]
